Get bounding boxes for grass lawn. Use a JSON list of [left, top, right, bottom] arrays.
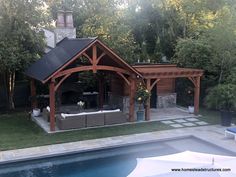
[[199, 108, 221, 124], [0, 108, 233, 151], [0, 112, 171, 151], [199, 108, 236, 125]]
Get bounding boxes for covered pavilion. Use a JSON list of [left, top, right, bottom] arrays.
[[133, 64, 203, 121], [26, 37, 203, 132]]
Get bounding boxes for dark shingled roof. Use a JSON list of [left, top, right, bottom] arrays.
[[25, 37, 97, 82]]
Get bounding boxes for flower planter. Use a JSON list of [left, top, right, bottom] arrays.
[[220, 110, 232, 126], [136, 110, 145, 121], [188, 106, 194, 114], [33, 108, 40, 117]]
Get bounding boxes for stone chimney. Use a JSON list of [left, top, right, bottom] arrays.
[[54, 10, 76, 43], [56, 10, 65, 27], [65, 11, 74, 28]]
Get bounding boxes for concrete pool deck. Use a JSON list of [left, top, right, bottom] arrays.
[[0, 125, 236, 163]]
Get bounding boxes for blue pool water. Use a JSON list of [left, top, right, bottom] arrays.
[[0, 136, 235, 177]]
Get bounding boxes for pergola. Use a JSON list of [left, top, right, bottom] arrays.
[[133, 64, 204, 120], [26, 37, 203, 132], [26, 37, 141, 131]]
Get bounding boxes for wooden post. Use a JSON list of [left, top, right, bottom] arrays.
[[92, 45, 97, 73], [49, 79, 56, 132], [145, 79, 151, 121], [98, 77, 104, 109], [194, 76, 200, 115], [129, 77, 136, 122], [30, 79, 37, 109]]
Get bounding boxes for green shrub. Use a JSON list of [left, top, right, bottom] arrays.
[[135, 83, 151, 109], [205, 84, 236, 111]]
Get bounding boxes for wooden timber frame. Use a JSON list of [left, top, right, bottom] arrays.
[[28, 39, 203, 132], [30, 39, 141, 131], [133, 65, 204, 121]]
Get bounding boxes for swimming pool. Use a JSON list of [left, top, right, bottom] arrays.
[[0, 136, 235, 177]]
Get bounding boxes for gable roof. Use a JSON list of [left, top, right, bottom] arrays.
[[25, 37, 97, 82], [25, 37, 141, 83]]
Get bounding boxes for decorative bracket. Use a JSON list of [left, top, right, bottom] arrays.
[[188, 77, 200, 88], [117, 72, 130, 86], [150, 79, 160, 91], [54, 73, 71, 92]]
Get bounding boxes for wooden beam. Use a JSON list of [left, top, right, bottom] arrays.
[[55, 66, 92, 78], [92, 45, 97, 73], [82, 53, 93, 64], [129, 77, 136, 122], [43, 40, 97, 84], [54, 73, 71, 92], [194, 76, 201, 115], [30, 79, 37, 109], [188, 77, 197, 87], [145, 79, 151, 121], [150, 78, 160, 91], [49, 79, 56, 132], [97, 66, 130, 75], [96, 40, 142, 78], [54, 65, 130, 79], [142, 73, 203, 79], [96, 52, 106, 64], [116, 72, 130, 86]]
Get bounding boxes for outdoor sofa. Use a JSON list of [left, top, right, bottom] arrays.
[[56, 109, 127, 130], [225, 127, 236, 141]]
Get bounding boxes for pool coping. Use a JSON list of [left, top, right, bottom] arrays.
[[0, 135, 193, 166], [0, 125, 236, 165]]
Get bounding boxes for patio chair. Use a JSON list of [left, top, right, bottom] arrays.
[[225, 127, 236, 140]]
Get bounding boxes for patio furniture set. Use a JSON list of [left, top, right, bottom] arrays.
[[42, 108, 127, 130]]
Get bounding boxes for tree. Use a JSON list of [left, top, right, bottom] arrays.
[[173, 0, 236, 104], [0, 0, 46, 109], [48, 0, 139, 63], [81, 11, 138, 63]]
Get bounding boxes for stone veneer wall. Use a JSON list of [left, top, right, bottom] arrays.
[[54, 28, 76, 43], [157, 93, 177, 108]]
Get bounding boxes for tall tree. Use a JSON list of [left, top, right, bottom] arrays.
[[48, 0, 138, 63], [173, 0, 236, 104], [0, 0, 46, 109]]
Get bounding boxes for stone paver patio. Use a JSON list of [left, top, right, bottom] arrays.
[[1, 125, 236, 164], [169, 124, 184, 128], [150, 107, 198, 121], [33, 107, 199, 133], [160, 117, 208, 128]]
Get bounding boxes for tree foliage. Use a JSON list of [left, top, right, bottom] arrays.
[[48, 0, 138, 63], [0, 0, 46, 109], [1, 0, 236, 109]]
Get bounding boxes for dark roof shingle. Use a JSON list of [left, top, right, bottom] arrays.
[[25, 37, 96, 82]]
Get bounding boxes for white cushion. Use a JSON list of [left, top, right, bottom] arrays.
[[61, 109, 120, 119]]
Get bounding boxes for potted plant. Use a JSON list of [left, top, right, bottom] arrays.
[[135, 83, 151, 121], [205, 84, 236, 126], [187, 88, 194, 114], [77, 101, 85, 112], [32, 108, 41, 117]]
